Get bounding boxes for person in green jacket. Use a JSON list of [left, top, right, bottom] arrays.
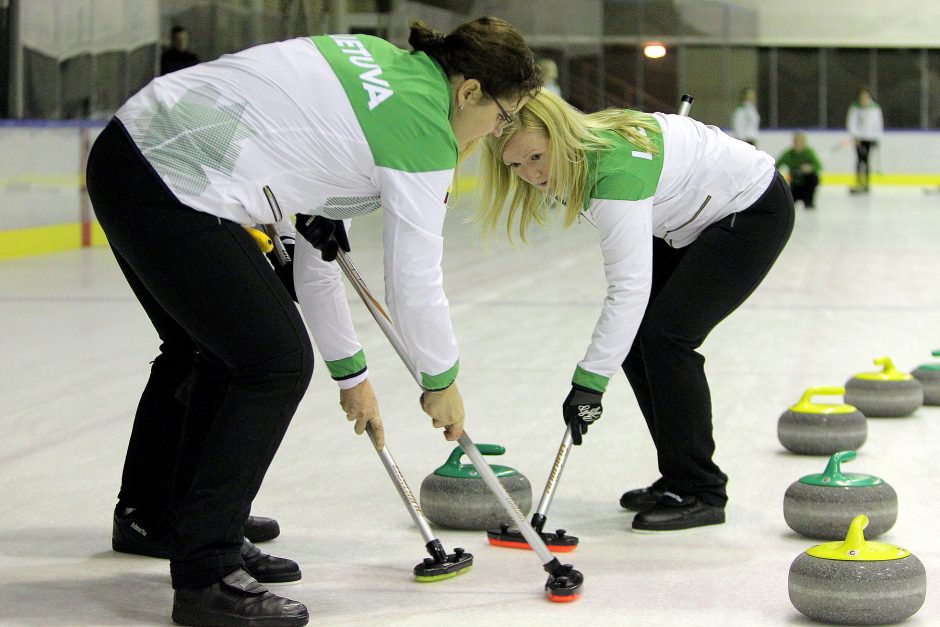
[[777, 131, 822, 209]]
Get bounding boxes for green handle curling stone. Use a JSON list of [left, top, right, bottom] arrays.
[[419, 444, 532, 530], [783, 451, 897, 540], [912, 349, 940, 405]]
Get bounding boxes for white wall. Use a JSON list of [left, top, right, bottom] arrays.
[[1, 124, 938, 232], [728, 0, 940, 46], [0, 124, 103, 230], [756, 129, 940, 176]]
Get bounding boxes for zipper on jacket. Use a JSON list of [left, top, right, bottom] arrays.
[[664, 194, 711, 240], [262, 185, 284, 221]]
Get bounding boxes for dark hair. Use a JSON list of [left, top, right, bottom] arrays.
[[408, 17, 540, 102], [171, 26, 187, 36]]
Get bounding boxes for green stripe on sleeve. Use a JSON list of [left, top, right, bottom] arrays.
[[572, 366, 609, 393], [421, 360, 459, 391], [326, 350, 368, 380]]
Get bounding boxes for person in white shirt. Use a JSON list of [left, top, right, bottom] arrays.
[[846, 86, 884, 193], [479, 90, 794, 532], [537, 57, 562, 97], [731, 87, 760, 146], [86, 17, 539, 626]]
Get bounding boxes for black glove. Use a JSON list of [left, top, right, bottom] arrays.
[[266, 238, 296, 302], [295, 214, 350, 262], [562, 385, 603, 445]]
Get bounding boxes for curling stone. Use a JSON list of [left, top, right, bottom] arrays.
[[788, 514, 926, 625], [783, 450, 897, 540], [912, 349, 940, 405], [844, 356, 923, 417], [777, 387, 866, 455], [420, 444, 531, 530]]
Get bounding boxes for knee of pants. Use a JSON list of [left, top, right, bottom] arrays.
[[202, 332, 315, 390], [258, 334, 315, 388], [637, 317, 700, 353]]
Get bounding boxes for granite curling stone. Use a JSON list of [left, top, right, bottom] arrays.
[[420, 444, 532, 530], [777, 386, 867, 455], [911, 349, 940, 406], [844, 356, 923, 417], [788, 514, 926, 625], [783, 450, 897, 540]]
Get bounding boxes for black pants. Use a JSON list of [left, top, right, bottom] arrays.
[[86, 119, 313, 588], [855, 140, 875, 188], [790, 173, 819, 208], [622, 172, 794, 506]]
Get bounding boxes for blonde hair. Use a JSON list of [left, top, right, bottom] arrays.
[[479, 90, 660, 242]]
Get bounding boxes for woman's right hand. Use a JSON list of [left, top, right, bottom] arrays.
[[420, 382, 465, 441], [340, 379, 384, 449]]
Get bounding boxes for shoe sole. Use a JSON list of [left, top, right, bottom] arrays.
[[631, 515, 726, 533], [172, 607, 309, 627], [251, 571, 302, 584], [245, 529, 280, 543], [619, 500, 658, 512], [112, 538, 171, 559]]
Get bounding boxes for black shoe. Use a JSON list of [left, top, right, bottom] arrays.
[[619, 486, 664, 511], [114, 510, 297, 584], [245, 515, 280, 543], [631, 492, 725, 532], [112, 507, 172, 559], [172, 568, 308, 626], [242, 539, 301, 583], [113, 508, 280, 558]]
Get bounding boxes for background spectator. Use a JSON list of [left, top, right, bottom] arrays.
[[732, 87, 760, 145], [160, 26, 200, 75], [777, 131, 822, 209]]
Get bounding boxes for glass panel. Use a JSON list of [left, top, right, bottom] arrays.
[[126, 45, 157, 103], [23, 49, 59, 118], [685, 46, 726, 127], [568, 54, 603, 113], [729, 47, 760, 130], [641, 45, 678, 113], [93, 51, 126, 118], [876, 49, 921, 128], [602, 45, 639, 109], [777, 48, 819, 128], [930, 50, 940, 129], [827, 49, 870, 129], [60, 54, 92, 119], [0, 3, 9, 117]]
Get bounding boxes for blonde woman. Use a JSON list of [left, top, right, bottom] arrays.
[[480, 91, 794, 532]]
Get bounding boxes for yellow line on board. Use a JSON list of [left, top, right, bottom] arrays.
[[0, 222, 107, 261], [0, 174, 84, 187], [820, 173, 940, 186]]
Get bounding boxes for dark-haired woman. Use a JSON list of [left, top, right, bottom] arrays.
[[86, 17, 539, 626]]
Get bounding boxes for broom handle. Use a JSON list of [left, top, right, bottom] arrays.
[[365, 424, 437, 545], [334, 248, 558, 566], [532, 427, 574, 525], [260, 188, 439, 549]]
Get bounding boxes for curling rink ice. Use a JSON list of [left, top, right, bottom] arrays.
[[2, 184, 940, 626]]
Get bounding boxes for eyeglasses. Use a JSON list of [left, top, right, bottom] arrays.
[[492, 97, 514, 129]]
